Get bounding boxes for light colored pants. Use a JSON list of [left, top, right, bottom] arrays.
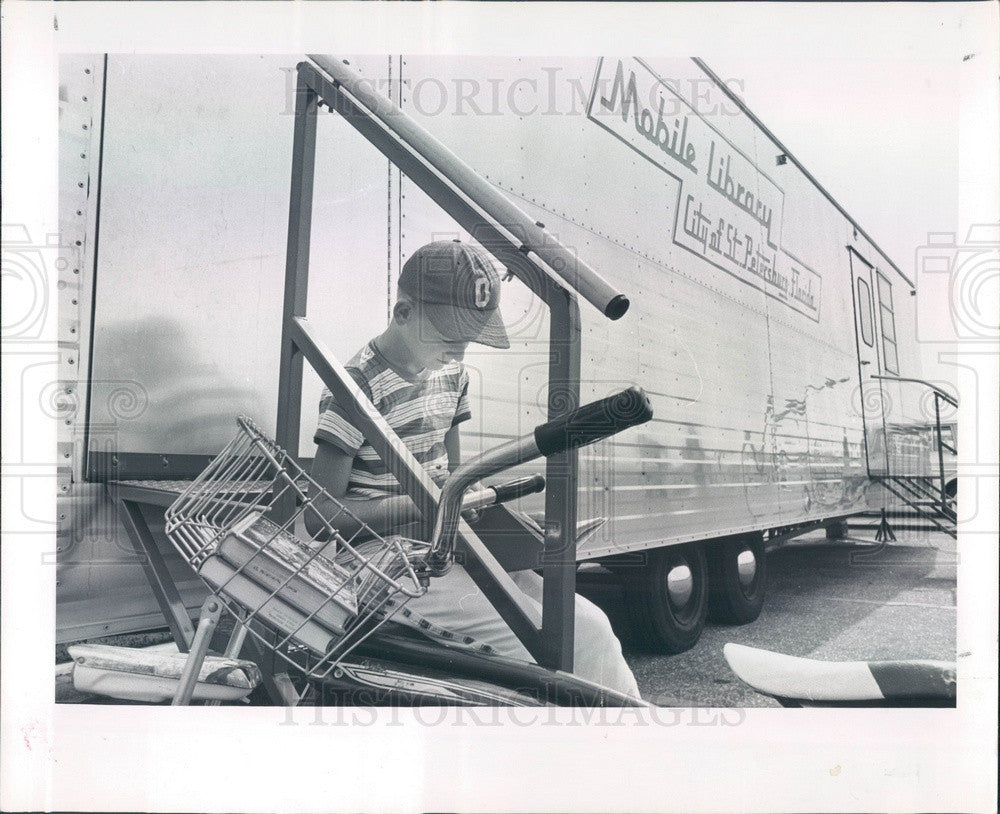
[[398, 563, 641, 699]]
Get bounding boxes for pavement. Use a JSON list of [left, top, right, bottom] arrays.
[[576, 529, 958, 707], [59, 527, 957, 708]]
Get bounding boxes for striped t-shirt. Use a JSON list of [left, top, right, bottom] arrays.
[[314, 341, 471, 499]]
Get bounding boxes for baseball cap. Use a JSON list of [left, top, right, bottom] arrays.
[[398, 240, 510, 349]]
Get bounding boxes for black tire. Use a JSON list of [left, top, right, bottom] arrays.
[[623, 544, 708, 654], [706, 532, 767, 625]]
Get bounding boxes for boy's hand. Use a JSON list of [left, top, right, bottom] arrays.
[[460, 480, 487, 524]]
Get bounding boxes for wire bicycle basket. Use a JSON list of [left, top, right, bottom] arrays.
[[164, 416, 429, 680]]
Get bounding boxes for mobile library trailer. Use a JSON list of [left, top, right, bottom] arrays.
[[52, 54, 955, 704]]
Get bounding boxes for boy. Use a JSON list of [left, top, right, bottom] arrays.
[[308, 239, 640, 698]]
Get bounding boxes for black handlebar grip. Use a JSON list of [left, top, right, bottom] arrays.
[[533, 387, 653, 457], [490, 474, 546, 505]]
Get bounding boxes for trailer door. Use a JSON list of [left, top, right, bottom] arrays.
[[849, 248, 888, 476]]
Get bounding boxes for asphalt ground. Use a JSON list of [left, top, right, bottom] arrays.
[[576, 528, 958, 707], [59, 528, 957, 708]]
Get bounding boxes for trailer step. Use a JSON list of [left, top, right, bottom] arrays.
[[870, 477, 956, 539]]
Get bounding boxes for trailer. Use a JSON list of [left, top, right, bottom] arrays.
[[54, 54, 955, 694]]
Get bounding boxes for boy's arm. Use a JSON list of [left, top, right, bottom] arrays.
[[444, 424, 461, 472], [446, 423, 484, 523], [306, 440, 422, 540]]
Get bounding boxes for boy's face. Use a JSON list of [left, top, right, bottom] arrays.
[[408, 305, 469, 371]]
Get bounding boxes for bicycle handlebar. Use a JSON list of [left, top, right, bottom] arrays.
[[461, 474, 547, 513], [488, 474, 548, 506], [533, 387, 653, 457], [426, 387, 653, 576]]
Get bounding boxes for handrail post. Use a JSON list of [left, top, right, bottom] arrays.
[[540, 288, 582, 673], [935, 393, 947, 512], [275, 74, 318, 521]]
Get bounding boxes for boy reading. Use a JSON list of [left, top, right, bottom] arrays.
[[308, 239, 640, 698]]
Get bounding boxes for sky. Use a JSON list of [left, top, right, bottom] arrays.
[[710, 55, 961, 279], [710, 52, 983, 389]]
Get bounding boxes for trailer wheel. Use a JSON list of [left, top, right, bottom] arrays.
[[706, 532, 767, 625], [623, 544, 707, 654]]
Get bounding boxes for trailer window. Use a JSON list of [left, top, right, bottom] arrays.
[[876, 272, 899, 374], [856, 277, 874, 347]]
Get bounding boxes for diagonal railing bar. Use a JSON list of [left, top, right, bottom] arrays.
[[288, 317, 545, 661]]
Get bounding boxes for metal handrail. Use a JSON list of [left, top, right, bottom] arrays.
[[871, 374, 959, 408], [870, 374, 957, 511], [278, 56, 642, 673], [307, 55, 630, 321]]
